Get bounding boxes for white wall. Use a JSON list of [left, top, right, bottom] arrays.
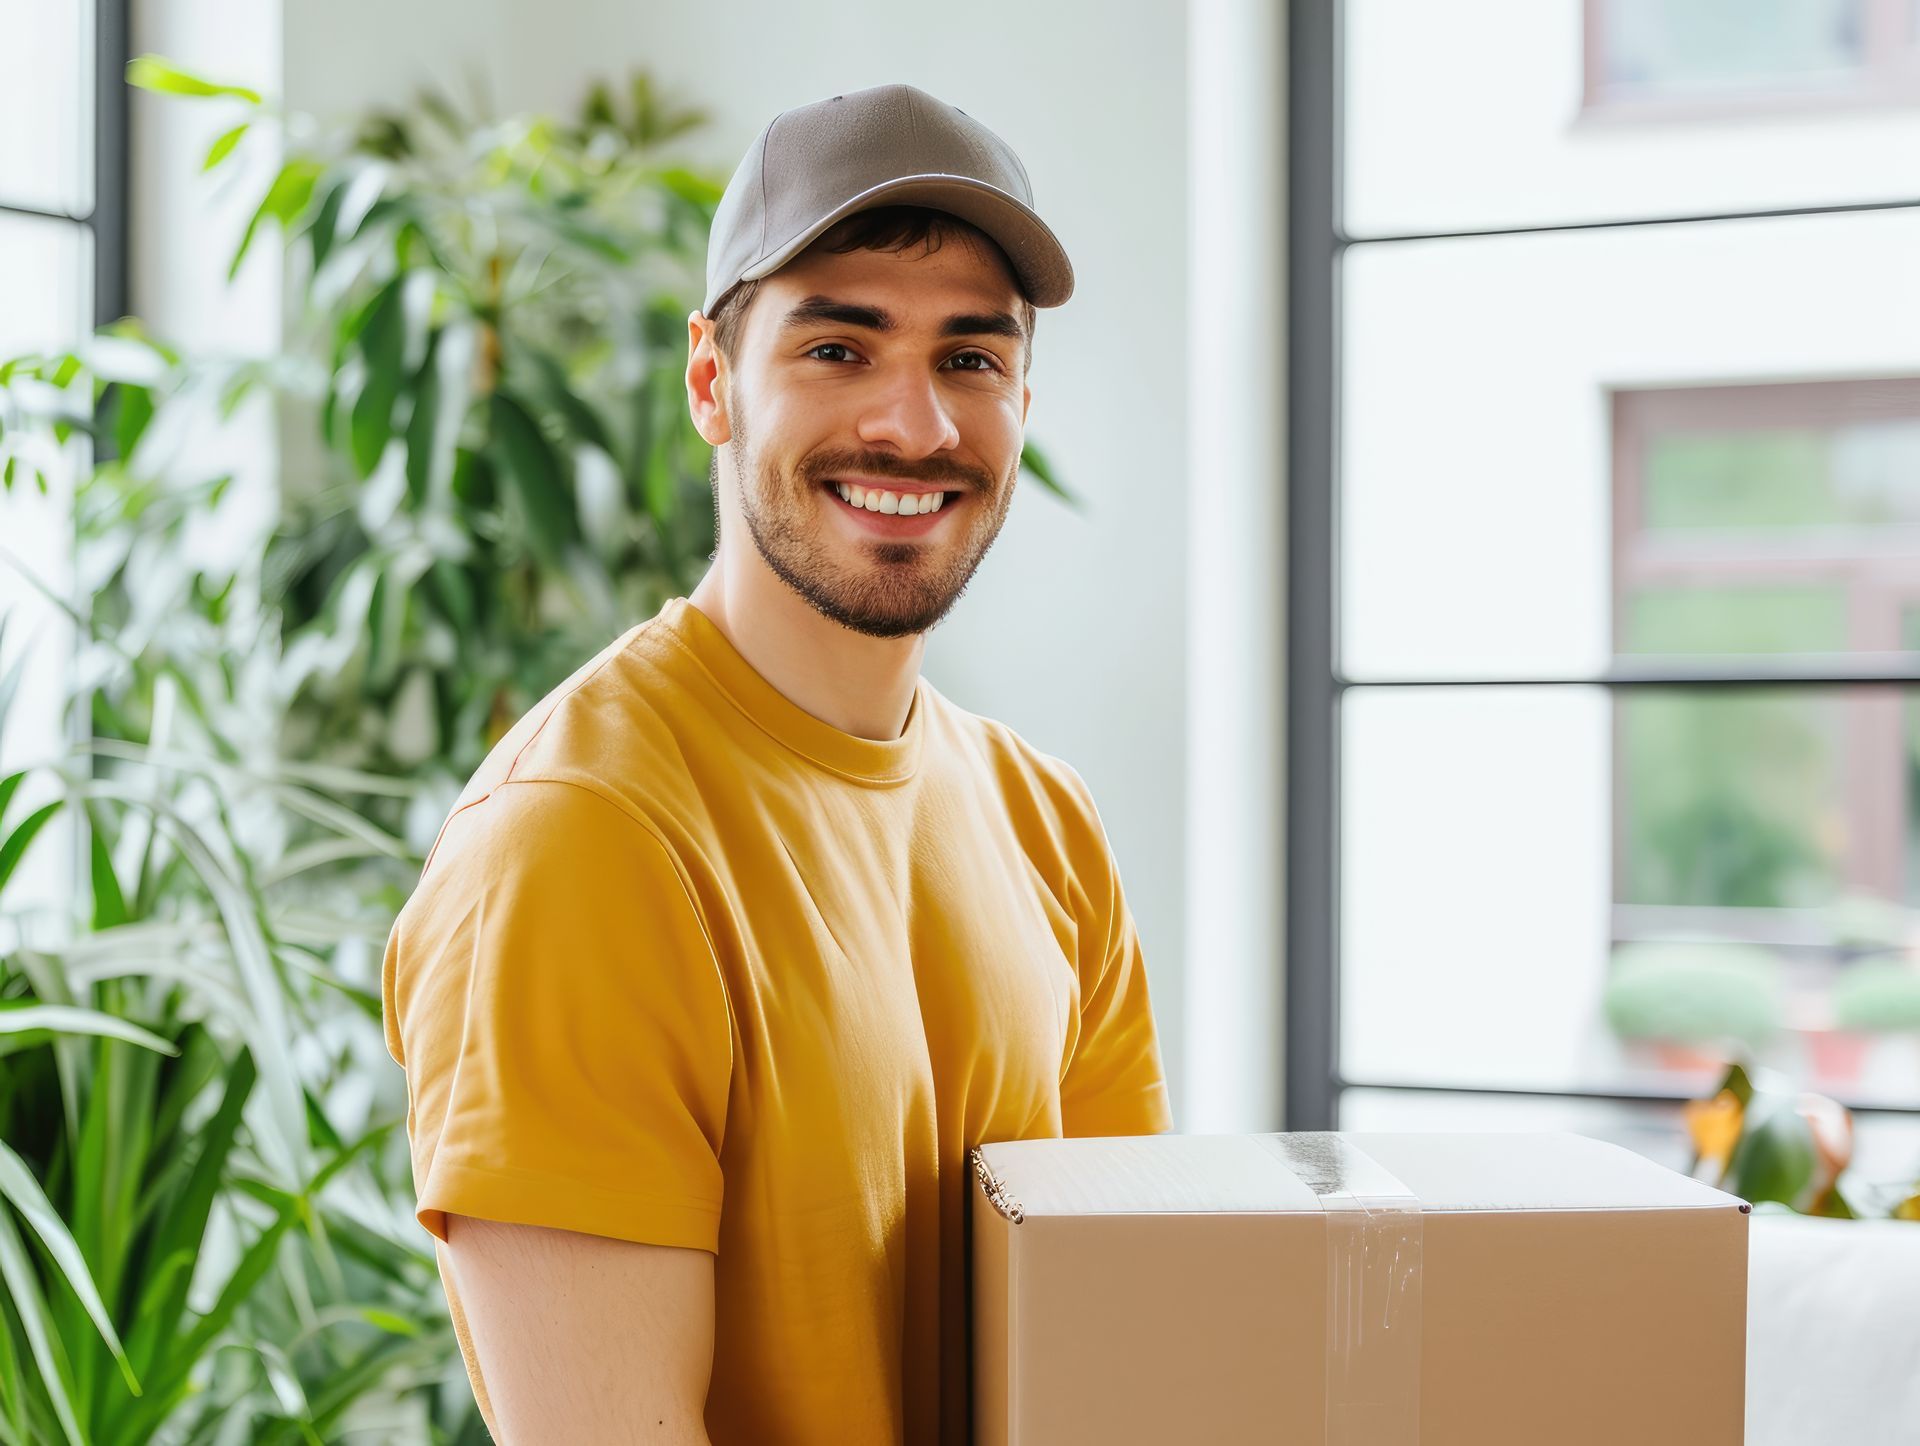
[[131, 1, 282, 351], [1185, 0, 1288, 1132], [270, 0, 1200, 1115], [280, 0, 510, 124]]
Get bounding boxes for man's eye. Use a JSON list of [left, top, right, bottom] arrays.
[[803, 344, 1000, 372]]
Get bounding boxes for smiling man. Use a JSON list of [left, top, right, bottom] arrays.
[[381, 83, 1174, 1445]]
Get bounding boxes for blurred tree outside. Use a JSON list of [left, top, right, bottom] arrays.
[[1619, 418, 1920, 916], [1609, 401, 1920, 1099]]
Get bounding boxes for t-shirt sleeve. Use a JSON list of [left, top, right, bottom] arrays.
[[381, 779, 734, 1252], [1055, 767, 1177, 1139]]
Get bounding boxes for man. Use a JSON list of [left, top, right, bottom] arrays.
[[381, 82, 1174, 1444]]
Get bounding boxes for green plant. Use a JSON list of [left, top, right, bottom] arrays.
[[1830, 956, 1920, 1032], [1603, 939, 1785, 1045], [1619, 690, 1833, 910], [1687, 1059, 1920, 1222], [0, 613, 482, 1442]]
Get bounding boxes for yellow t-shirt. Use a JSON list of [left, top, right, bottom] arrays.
[[380, 595, 1174, 1444]]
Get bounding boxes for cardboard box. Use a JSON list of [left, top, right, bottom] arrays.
[[968, 1131, 1749, 1445]]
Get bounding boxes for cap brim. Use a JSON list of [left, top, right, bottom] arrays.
[[739, 173, 1075, 309]]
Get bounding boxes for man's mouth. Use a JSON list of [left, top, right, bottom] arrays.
[[821, 479, 961, 517]]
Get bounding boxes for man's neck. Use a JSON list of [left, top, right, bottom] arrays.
[[686, 563, 925, 743]]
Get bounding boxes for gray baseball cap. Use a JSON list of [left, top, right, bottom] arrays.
[[701, 83, 1074, 318]]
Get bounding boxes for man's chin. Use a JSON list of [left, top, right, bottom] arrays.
[[789, 569, 966, 639], [814, 588, 958, 639]]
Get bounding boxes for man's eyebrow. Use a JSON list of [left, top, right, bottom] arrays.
[[776, 294, 1028, 343]]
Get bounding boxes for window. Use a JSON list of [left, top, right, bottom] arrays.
[[1584, 0, 1920, 116], [1611, 380, 1920, 1101], [1289, 0, 1920, 1166], [0, 0, 125, 351], [1344, 0, 1920, 235], [0, 0, 128, 905]]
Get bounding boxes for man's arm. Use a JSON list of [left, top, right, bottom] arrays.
[[442, 1214, 716, 1444], [381, 783, 737, 1438]]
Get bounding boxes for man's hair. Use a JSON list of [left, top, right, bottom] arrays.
[[701, 204, 1036, 505]]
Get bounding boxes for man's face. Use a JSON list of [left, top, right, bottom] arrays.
[[715, 231, 1032, 639]]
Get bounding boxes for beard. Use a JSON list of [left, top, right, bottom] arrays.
[[727, 388, 1018, 640]]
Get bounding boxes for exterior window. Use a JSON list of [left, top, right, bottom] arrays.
[[1297, 1, 1920, 1165], [1610, 381, 1920, 1089], [0, 1, 116, 352], [1584, 0, 1920, 116], [0, 0, 125, 910]]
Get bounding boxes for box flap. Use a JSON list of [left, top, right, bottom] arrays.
[[974, 1131, 1750, 1217], [977, 1133, 1321, 1216], [1347, 1131, 1747, 1212]]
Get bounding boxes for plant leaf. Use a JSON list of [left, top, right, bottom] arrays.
[[70, 781, 308, 1188], [1020, 437, 1085, 511], [120, 1047, 254, 1389], [523, 349, 612, 455], [84, 804, 129, 931], [489, 391, 576, 567], [201, 122, 249, 172], [125, 56, 263, 104], [1728, 1096, 1816, 1207], [349, 276, 407, 478], [0, 1138, 143, 1398], [0, 800, 62, 899], [229, 159, 324, 281], [0, 1003, 178, 1056], [0, 1208, 86, 1446]]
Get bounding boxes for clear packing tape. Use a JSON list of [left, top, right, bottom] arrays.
[[1255, 1133, 1424, 1446]]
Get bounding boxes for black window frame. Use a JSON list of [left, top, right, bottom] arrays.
[[1284, 0, 1920, 1131], [0, 0, 130, 334]]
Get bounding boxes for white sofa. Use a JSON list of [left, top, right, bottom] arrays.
[[1747, 1211, 1920, 1443]]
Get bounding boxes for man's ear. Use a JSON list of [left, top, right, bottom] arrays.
[[1021, 380, 1031, 428], [686, 310, 732, 446]]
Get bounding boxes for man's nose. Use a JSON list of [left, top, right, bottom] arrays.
[[854, 365, 962, 461]]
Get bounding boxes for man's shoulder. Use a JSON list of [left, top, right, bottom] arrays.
[[927, 685, 1104, 843], [419, 617, 708, 874]]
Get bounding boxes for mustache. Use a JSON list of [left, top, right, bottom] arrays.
[[801, 452, 993, 492]]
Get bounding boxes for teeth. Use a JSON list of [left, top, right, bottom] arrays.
[[833, 482, 946, 515]]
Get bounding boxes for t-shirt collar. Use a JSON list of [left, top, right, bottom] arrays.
[[658, 596, 926, 786]]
